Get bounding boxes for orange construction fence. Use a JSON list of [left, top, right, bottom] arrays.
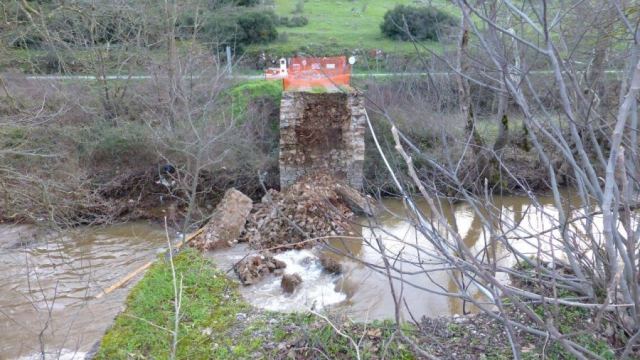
[[283, 56, 351, 91]]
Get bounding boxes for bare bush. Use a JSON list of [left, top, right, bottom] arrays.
[[344, 0, 640, 358]]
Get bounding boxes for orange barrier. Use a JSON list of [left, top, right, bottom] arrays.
[[283, 56, 351, 91]]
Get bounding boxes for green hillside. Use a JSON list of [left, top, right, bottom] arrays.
[[0, 0, 458, 73], [247, 0, 457, 56]]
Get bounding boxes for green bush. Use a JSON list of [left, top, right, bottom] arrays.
[[236, 11, 278, 44], [292, 0, 304, 14], [35, 52, 68, 73], [278, 16, 289, 26], [81, 121, 156, 167], [8, 28, 45, 49], [236, 0, 261, 6], [202, 14, 246, 47], [380, 5, 456, 41], [289, 16, 308, 27], [202, 10, 277, 49], [206, 0, 260, 8]]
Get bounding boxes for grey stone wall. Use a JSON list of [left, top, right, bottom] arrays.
[[279, 91, 366, 189]]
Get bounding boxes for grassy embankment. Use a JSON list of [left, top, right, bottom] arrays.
[[249, 0, 457, 57], [95, 249, 416, 359], [95, 249, 616, 359], [1, 0, 458, 74]]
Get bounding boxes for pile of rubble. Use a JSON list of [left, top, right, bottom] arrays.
[[242, 174, 371, 252], [191, 174, 372, 288]]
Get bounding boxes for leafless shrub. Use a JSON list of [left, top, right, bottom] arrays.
[[342, 0, 640, 358]]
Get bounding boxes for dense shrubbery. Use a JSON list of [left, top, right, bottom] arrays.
[[5, 1, 272, 50], [236, 0, 261, 6], [7, 6, 162, 49], [9, 29, 44, 49], [203, 10, 278, 49], [204, 0, 261, 10], [380, 5, 456, 41], [237, 12, 278, 43]]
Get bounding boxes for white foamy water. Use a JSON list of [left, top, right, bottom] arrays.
[[244, 249, 346, 312], [18, 349, 87, 360]]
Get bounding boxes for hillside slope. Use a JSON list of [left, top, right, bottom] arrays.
[[248, 0, 456, 56]]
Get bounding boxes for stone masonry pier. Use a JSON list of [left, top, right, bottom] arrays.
[[279, 90, 366, 189]]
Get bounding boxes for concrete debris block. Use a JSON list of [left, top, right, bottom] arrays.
[[234, 253, 286, 285], [281, 273, 303, 294], [334, 183, 375, 216], [191, 188, 253, 251]]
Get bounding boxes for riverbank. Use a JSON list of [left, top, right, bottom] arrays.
[[0, 74, 564, 229], [0, 191, 622, 358], [94, 249, 418, 359], [93, 185, 620, 359], [95, 249, 616, 359]]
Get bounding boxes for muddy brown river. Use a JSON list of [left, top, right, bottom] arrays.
[[0, 193, 579, 359], [0, 223, 170, 359], [210, 192, 579, 322]]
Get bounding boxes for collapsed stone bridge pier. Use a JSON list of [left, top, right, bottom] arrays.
[[279, 90, 366, 189]]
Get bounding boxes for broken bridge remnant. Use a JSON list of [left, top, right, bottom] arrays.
[[279, 90, 366, 189]]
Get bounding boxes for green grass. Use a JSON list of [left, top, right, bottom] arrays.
[[95, 249, 422, 359], [529, 302, 616, 360], [247, 0, 457, 56], [227, 79, 283, 118], [95, 249, 254, 359]]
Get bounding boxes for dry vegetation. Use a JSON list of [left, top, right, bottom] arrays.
[[2, 0, 640, 359], [0, 68, 281, 229]]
